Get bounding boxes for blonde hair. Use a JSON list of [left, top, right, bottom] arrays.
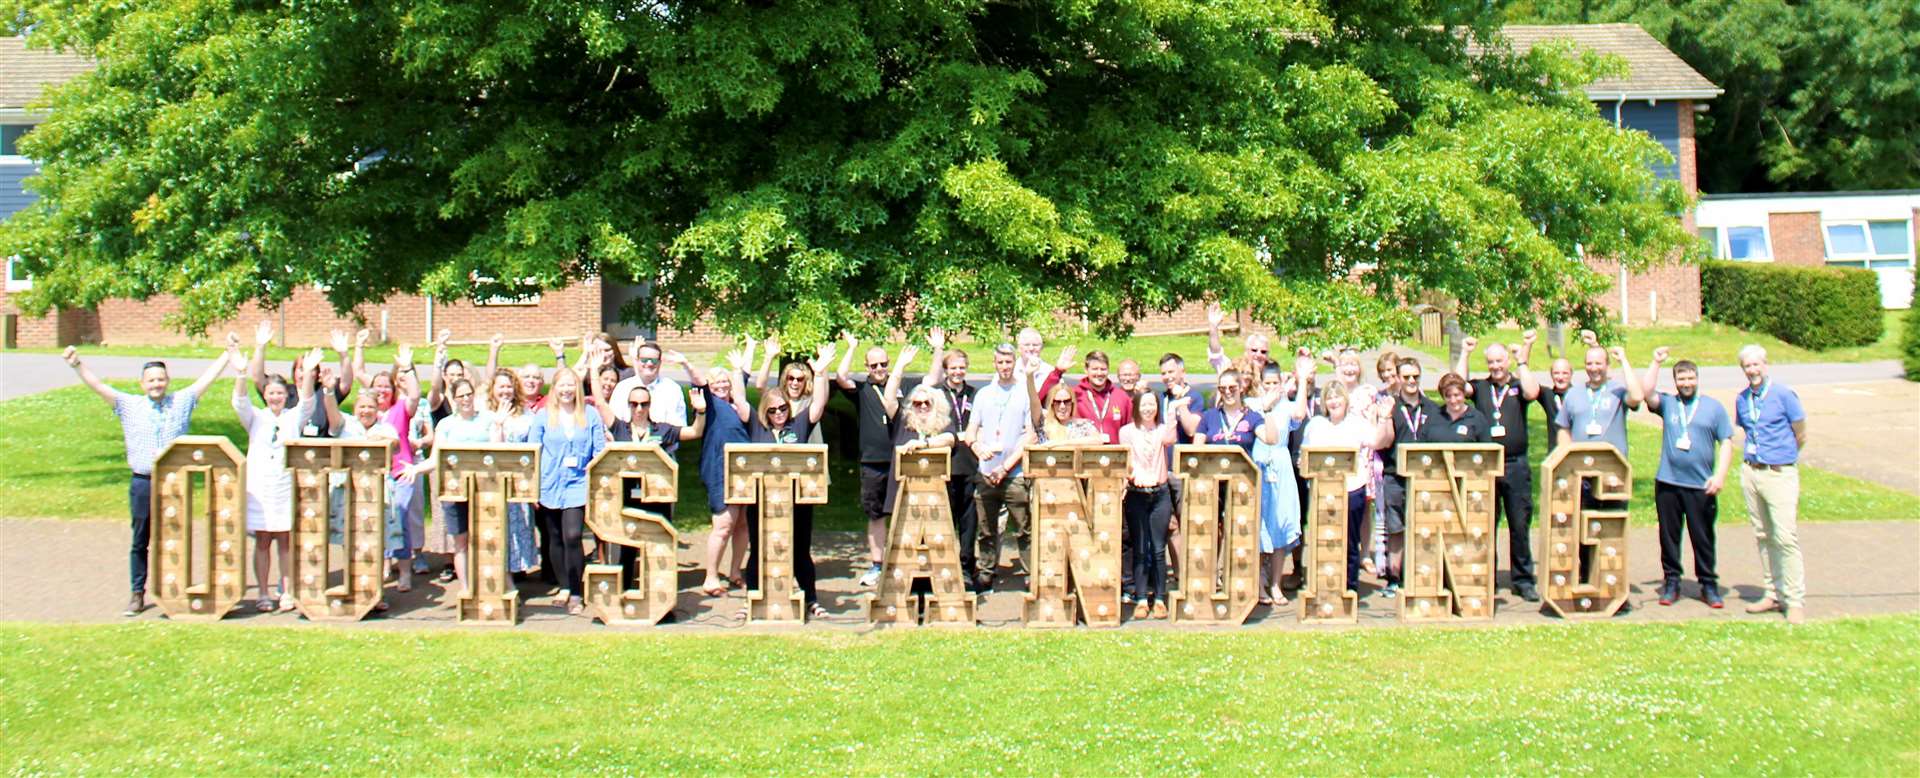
[[1042, 385, 1076, 442], [903, 385, 952, 438], [549, 367, 588, 428]]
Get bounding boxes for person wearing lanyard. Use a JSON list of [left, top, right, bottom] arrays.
[[965, 344, 1037, 591], [526, 367, 609, 616], [1036, 350, 1133, 443], [1640, 348, 1735, 609], [66, 341, 235, 617], [835, 335, 918, 589], [1541, 357, 1574, 434], [919, 329, 981, 588], [1158, 353, 1199, 579], [1553, 345, 1642, 457], [1376, 357, 1440, 598], [1734, 344, 1808, 624], [1450, 330, 1544, 602]]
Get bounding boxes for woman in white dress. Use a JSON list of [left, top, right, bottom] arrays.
[[232, 335, 320, 613]]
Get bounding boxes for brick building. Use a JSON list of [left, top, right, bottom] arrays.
[[1695, 191, 1919, 309], [6, 26, 1718, 348]]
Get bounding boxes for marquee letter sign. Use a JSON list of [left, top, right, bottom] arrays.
[[583, 445, 682, 626], [1170, 445, 1260, 625], [148, 437, 247, 620], [870, 447, 975, 627], [284, 440, 392, 621], [724, 443, 830, 624], [1396, 444, 1504, 622], [436, 443, 539, 626], [1296, 446, 1361, 623], [1538, 444, 1633, 619], [1021, 445, 1127, 628]]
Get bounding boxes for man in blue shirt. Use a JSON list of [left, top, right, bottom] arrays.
[[1734, 345, 1808, 624], [66, 343, 235, 617], [1641, 349, 1735, 608]]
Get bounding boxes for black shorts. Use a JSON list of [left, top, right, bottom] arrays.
[[441, 502, 471, 536], [1380, 476, 1407, 535], [860, 463, 892, 521]]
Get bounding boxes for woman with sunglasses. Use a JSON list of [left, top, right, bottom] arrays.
[[229, 339, 322, 613], [1175, 369, 1277, 454], [754, 338, 836, 442], [484, 369, 541, 577], [605, 381, 709, 594], [735, 387, 828, 618], [1034, 384, 1105, 446]]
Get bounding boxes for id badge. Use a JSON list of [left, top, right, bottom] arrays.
[[1674, 435, 1692, 451], [303, 423, 320, 437], [629, 484, 646, 500], [1585, 422, 1603, 437], [1490, 424, 1506, 438], [563, 456, 581, 470], [1455, 424, 1469, 436]]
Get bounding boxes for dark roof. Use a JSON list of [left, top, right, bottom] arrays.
[[1488, 24, 1721, 101], [0, 37, 93, 111]]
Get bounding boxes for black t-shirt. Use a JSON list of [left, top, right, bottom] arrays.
[[892, 413, 958, 447], [840, 379, 898, 464], [610, 419, 684, 457], [300, 376, 351, 437], [749, 413, 814, 445], [1469, 377, 1531, 457], [1421, 406, 1492, 443], [936, 382, 979, 476], [1381, 396, 1442, 477], [1540, 390, 1567, 434]]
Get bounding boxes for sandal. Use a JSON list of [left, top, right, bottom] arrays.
[[700, 579, 729, 598], [373, 599, 392, 612], [808, 602, 829, 620], [732, 605, 750, 623], [255, 598, 276, 612], [727, 574, 747, 590], [278, 594, 298, 613], [437, 567, 456, 584], [566, 596, 585, 616]]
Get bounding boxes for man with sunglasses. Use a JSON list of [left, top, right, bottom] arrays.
[[632, 341, 688, 427], [1376, 357, 1441, 598], [1204, 301, 1272, 376], [835, 334, 919, 588]]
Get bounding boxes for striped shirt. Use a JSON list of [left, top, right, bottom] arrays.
[[113, 390, 200, 475]]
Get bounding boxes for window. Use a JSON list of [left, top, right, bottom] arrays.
[[1699, 224, 1771, 261], [0, 124, 29, 157], [4, 257, 30, 291], [1824, 219, 1915, 269], [470, 273, 543, 307]]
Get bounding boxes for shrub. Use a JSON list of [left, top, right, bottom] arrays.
[[1903, 283, 1920, 381], [1700, 260, 1883, 351]]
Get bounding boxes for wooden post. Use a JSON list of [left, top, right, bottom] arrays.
[[869, 447, 975, 627], [1538, 443, 1633, 619], [1297, 446, 1361, 623], [1169, 445, 1260, 625], [1020, 445, 1128, 627], [723, 443, 829, 624], [582, 444, 681, 626], [147, 436, 247, 620], [436, 443, 539, 625], [284, 440, 391, 621], [1396, 444, 1505, 622]]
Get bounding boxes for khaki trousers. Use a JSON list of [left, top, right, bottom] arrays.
[[1741, 463, 1805, 608]]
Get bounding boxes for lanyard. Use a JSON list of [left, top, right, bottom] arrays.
[[1090, 387, 1112, 422], [945, 386, 968, 423], [1584, 383, 1613, 435], [1489, 380, 1513, 420], [1674, 395, 1697, 430], [1399, 403, 1425, 439], [1745, 381, 1770, 426]]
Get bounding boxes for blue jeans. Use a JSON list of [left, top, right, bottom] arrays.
[[129, 474, 152, 593]]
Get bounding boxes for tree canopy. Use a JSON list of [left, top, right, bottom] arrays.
[[1507, 0, 1920, 193], [2, 0, 1696, 346]]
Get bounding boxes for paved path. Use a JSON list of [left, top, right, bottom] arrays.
[[2, 519, 1913, 632]]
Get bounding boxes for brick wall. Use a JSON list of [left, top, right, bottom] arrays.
[[1768, 211, 1824, 266], [1678, 101, 1698, 198], [1583, 258, 1701, 325]]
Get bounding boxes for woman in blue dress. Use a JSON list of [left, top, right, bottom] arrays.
[[1251, 362, 1310, 606], [666, 348, 754, 598]]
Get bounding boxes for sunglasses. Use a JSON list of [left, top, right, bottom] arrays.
[[868, 361, 889, 369], [785, 374, 807, 382], [1248, 348, 1269, 355], [769, 405, 790, 415], [1052, 399, 1075, 406], [631, 399, 650, 407], [637, 357, 660, 366], [911, 400, 931, 408]]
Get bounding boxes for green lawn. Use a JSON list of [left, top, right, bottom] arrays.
[[1454, 310, 1907, 368], [4, 381, 1917, 526], [1, 615, 1914, 774]]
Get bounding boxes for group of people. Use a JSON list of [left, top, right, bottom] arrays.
[[70, 307, 1810, 625]]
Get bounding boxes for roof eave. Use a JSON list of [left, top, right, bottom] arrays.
[[1582, 88, 1724, 102]]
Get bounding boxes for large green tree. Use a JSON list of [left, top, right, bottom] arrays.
[[1507, 0, 1920, 193], [2, 0, 1694, 345]]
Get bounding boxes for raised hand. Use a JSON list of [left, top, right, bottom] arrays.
[[227, 331, 242, 349], [1461, 336, 1478, 353], [1522, 329, 1538, 347], [490, 333, 505, 353], [1580, 329, 1599, 348], [1608, 346, 1628, 365], [663, 349, 688, 366], [898, 344, 920, 370], [254, 319, 274, 346], [763, 336, 781, 360], [355, 328, 370, 348], [1294, 353, 1315, 380], [548, 336, 566, 357], [1651, 346, 1670, 364], [725, 348, 749, 374], [927, 327, 946, 355], [396, 343, 414, 367], [813, 342, 837, 371], [688, 386, 708, 414], [1053, 344, 1076, 371], [436, 328, 452, 348], [62, 345, 79, 367], [330, 329, 349, 353], [1206, 301, 1225, 328]]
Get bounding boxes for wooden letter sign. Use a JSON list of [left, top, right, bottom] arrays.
[[1539, 443, 1633, 619], [724, 443, 829, 624], [870, 448, 975, 627], [583, 444, 682, 626], [1170, 445, 1260, 625], [1396, 444, 1504, 622], [1296, 446, 1361, 623], [149, 436, 247, 620], [436, 443, 539, 625], [285, 440, 392, 621], [1021, 445, 1127, 627]]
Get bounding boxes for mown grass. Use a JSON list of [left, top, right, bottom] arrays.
[[1455, 310, 1907, 368], [4, 381, 1917, 527], [0, 614, 1914, 774]]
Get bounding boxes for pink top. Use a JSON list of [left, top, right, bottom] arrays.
[[1119, 421, 1179, 488], [382, 402, 414, 474]]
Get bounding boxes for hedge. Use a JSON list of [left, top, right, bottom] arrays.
[[1903, 282, 1920, 380], [1700, 260, 1883, 351]]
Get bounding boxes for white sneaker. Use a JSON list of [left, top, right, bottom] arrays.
[[858, 565, 882, 588]]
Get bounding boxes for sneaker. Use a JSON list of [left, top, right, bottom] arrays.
[[123, 593, 145, 617], [1515, 583, 1541, 602], [858, 564, 882, 588], [1381, 583, 1399, 600], [411, 558, 431, 575], [1701, 583, 1724, 609], [1122, 592, 1134, 605], [1745, 596, 1782, 614], [1658, 580, 1679, 606]]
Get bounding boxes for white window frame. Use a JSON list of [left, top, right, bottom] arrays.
[[1704, 224, 1773, 262], [1822, 218, 1915, 269], [4, 257, 31, 291], [471, 273, 543, 307]]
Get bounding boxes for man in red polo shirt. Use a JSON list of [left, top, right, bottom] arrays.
[[1038, 350, 1132, 443]]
